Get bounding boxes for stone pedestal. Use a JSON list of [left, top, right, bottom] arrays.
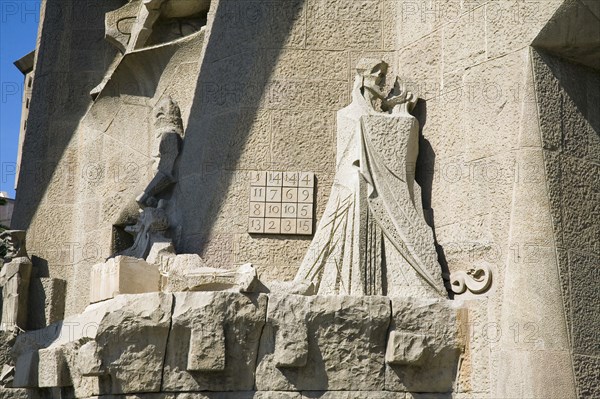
[[0, 258, 32, 331], [89, 256, 160, 303]]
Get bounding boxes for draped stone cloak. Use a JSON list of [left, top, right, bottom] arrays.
[[294, 80, 445, 297]]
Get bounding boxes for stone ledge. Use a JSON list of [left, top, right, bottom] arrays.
[[11, 293, 467, 397]]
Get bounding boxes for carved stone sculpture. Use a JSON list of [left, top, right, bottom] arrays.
[[118, 97, 183, 258], [450, 263, 493, 294], [0, 231, 27, 263], [119, 202, 170, 259], [106, 0, 211, 53], [137, 96, 184, 207], [0, 231, 32, 332], [294, 59, 445, 297], [93, 0, 209, 98]]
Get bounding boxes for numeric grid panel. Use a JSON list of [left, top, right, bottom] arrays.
[[248, 171, 314, 235]]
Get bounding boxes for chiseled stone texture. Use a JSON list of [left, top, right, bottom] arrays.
[[385, 298, 466, 393], [302, 393, 404, 399], [10, 0, 124, 319], [12, 293, 173, 397], [93, 293, 173, 394], [573, 354, 600, 399], [0, 388, 40, 399], [27, 278, 67, 330], [256, 295, 391, 391], [530, 48, 600, 397], [82, 393, 301, 399], [162, 292, 267, 391]]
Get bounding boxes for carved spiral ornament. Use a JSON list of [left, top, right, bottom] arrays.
[[450, 264, 492, 294]]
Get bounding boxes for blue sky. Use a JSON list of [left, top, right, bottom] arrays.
[[0, 0, 41, 198]]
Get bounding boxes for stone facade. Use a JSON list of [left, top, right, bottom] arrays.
[[3, 0, 599, 398]]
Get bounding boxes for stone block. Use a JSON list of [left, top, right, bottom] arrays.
[[94, 293, 173, 394], [76, 341, 104, 377], [162, 292, 267, 391], [385, 298, 466, 393], [385, 331, 427, 366], [256, 295, 391, 391], [13, 293, 172, 395], [89, 256, 160, 303], [167, 260, 259, 293], [13, 352, 38, 388], [38, 347, 70, 387], [302, 392, 404, 399], [274, 321, 308, 368], [187, 322, 226, 372], [0, 388, 40, 399], [27, 278, 67, 330], [0, 258, 32, 331]]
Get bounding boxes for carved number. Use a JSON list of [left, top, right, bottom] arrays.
[[282, 220, 292, 232], [249, 219, 262, 232], [299, 204, 311, 218], [297, 220, 311, 234]]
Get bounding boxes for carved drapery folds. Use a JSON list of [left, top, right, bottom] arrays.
[[0, 230, 32, 332], [294, 59, 446, 297], [105, 0, 210, 54], [92, 0, 209, 98]]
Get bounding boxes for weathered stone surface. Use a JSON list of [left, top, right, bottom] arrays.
[[12, 293, 172, 395], [13, 352, 38, 388], [385, 331, 427, 366], [75, 341, 103, 377], [0, 332, 14, 368], [256, 295, 391, 391], [84, 393, 301, 399], [37, 347, 70, 388], [165, 257, 259, 293], [0, 387, 39, 399], [187, 321, 225, 372], [573, 354, 600, 399], [302, 393, 403, 399], [94, 293, 172, 394], [385, 298, 465, 393], [162, 292, 267, 391], [8, 0, 600, 397], [0, 257, 32, 331], [27, 278, 67, 330], [274, 321, 308, 368], [89, 256, 160, 303]]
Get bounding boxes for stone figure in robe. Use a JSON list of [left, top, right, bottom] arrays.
[[0, 230, 31, 331], [119, 97, 183, 259], [294, 59, 446, 297], [136, 96, 184, 208]]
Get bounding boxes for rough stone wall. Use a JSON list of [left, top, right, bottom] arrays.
[[10, 293, 467, 398], [391, 1, 598, 398], [11, 0, 123, 314], [173, 0, 398, 282], [8, 0, 599, 397], [15, 0, 405, 316], [532, 50, 600, 398]]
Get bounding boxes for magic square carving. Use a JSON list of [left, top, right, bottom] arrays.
[[248, 171, 314, 235]]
